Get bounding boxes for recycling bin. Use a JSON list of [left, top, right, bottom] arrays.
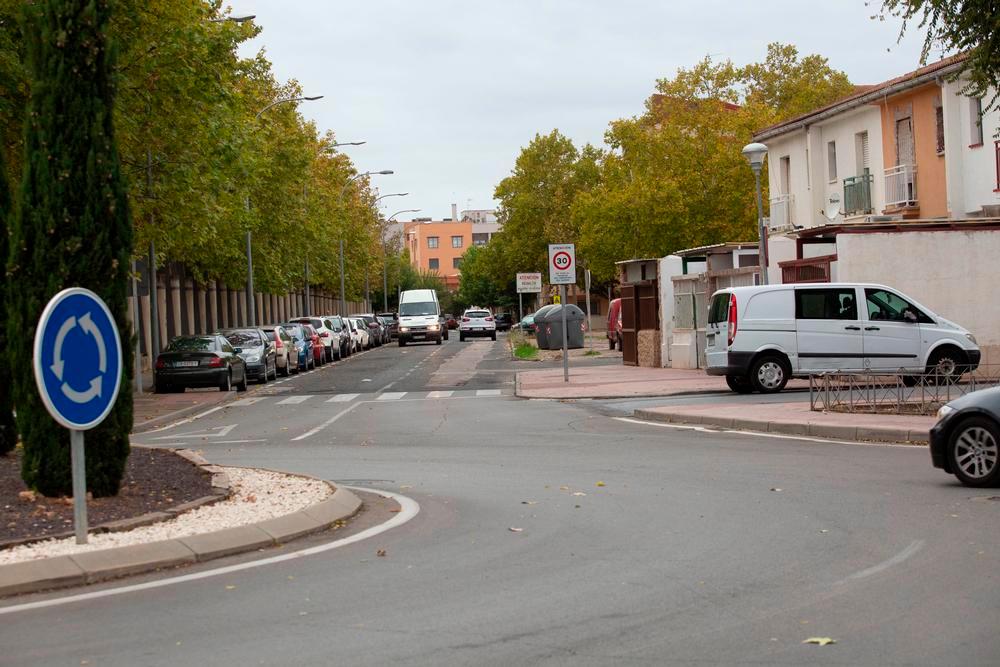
[[543, 304, 586, 350], [531, 305, 558, 349]]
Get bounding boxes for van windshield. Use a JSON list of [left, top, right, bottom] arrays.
[[708, 293, 730, 324], [400, 302, 436, 316]]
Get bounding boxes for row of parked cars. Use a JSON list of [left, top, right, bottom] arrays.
[[153, 313, 399, 394]]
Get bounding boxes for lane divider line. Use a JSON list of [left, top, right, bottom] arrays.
[[837, 540, 924, 584], [290, 402, 362, 441]]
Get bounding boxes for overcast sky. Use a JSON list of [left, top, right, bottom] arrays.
[[226, 1, 929, 221]]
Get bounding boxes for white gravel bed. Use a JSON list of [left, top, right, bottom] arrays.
[[0, 467, 332, 566]]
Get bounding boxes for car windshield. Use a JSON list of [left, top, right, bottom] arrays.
[[167, 336, 215, 352], [222, 330, 260, 346], [400, 302, 436, 316]]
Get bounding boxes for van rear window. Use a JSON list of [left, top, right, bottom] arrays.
[[708, 293, 730, 324]]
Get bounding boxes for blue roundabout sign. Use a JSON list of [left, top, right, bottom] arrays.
[[33, 287, 123, 431]]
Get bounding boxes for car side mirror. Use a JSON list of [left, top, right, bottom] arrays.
[[233, 347, 243, 353]]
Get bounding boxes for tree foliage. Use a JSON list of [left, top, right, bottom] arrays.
[[876, 0, 1000, 106], [8, 0, 134, 495], [0, 144, 14, 456]]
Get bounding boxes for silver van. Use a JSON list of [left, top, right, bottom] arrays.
[[705, 283, 980, 393]]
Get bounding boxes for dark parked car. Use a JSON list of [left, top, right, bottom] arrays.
[[443, 313, 458, 330], [377, 312, 399, 339], [494, 313, 513, 332], [930, 386, 1000, 487], [519, 313, 536, 334], [218, 328, 276, 383], [154, 335, 248, 393], [281, 323, 315, 372], [359, 314, 386, 346]]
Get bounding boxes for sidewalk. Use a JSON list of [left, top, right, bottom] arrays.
[[516, 365, 808, 399]]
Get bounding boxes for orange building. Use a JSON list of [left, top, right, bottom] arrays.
[[403, 219, 474, 291]]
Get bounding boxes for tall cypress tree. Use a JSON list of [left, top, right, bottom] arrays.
[[7, 0, 134, 496], [0, 145, 15, 457]]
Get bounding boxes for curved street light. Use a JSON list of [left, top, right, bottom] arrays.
[[209, 14, 255, 23], [741, 142, 769, 285], [255, 95, 324, 121]]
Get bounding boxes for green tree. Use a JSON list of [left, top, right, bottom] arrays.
[[876, 0, 1000, 105], [8, 0, 134, 496], [0, 144, 14, 456]]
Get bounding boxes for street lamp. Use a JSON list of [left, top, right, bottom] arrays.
[[337, 170, 394, 316], [243, 94, 323, 326], [209, 15, 255, 22], [742, 142, 769, 286], [384, 208, 420, 312]]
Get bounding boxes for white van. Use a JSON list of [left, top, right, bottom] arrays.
[[398, 289, 444, 346], [705, 283, 980, 393]]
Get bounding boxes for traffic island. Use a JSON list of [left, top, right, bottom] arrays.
[[632, 401, 937, 444]]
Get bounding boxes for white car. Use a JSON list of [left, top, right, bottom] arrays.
[[459, 308, 497, 342], [351, 317, 372, 350], [705, 283, 981, 393]]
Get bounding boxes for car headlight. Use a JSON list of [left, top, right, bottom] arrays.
[[400, 327, 409, 333], [936, 405, 956, 421], [429, 324, 440, 331], [244, 354, 261, 363], [966, 333, 977, 345]]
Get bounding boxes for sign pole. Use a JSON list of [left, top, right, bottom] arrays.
[[518, 292, 523, 324], [585, 268, 593, 351], [561, 284, 569, 382], [70, 429, 88, 544]]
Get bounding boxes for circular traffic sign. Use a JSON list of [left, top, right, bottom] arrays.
[[33, 287, 123, 430], [552, 251, 572, 270]]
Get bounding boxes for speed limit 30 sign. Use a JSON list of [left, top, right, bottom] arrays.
[[548, 243, 576, 285]]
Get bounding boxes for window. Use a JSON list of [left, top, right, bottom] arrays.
[[855, 131, 870, 174], [451, 235, 463, 248], [795, 288, 857, 320], [708, 293, 730, 324], [472, 233, 490, 246], [935, 105, 945, 154], [428, 258, 439, 270], [864, 289, 931, 323], [427, 236, 439, 249], [827, 141, 837, 181], [970, 98, 984, 146], [452, 257, 462, 269]]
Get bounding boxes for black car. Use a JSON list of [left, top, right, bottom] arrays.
[[154, 335, 248, 393], [930, 386, 1000, 487], [377, 312, 399, 339], [494, 313, 513, 332], [218, 328, 276, 383]]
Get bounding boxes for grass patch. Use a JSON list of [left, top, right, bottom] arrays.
[[514, 343, 538, 360], [583, 349, 601, 357]]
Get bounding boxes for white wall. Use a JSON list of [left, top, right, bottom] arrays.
[[814, 107, 885, 219], [836, 230, 1000, 362], [942, 80, 1000, 216], [767, 234, 797, 284], [765, 133, 810, 227], [658, 256, 684, 367]]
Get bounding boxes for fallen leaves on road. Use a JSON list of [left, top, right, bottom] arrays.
[[770, 488, 782, 492], [572, 492, 586, 497], [508, 527, 523, 533], [802, 637, 836, 646], [596, 481, 606, 487], [376, 549, 387, 557], [225, 585, 236, 590], [521, 501, 538, 505]]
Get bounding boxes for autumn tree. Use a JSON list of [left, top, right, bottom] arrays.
[[876, 0, 1000, 105], [0, 144, 13, 456], [9, 0, 134, 495]]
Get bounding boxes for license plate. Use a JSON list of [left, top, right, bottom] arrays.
[[175, 361, 199, 367]]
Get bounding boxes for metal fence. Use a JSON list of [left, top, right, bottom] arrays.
[[809, 366, 1000, 415]]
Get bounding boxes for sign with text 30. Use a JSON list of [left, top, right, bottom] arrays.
[[548, 244, 576, 285]]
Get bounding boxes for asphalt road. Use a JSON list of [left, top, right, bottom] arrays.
[[2, 334, 998, 666]]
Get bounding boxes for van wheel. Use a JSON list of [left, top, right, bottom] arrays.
[[927, 347, 968, 384], [725, 375, 753, 394], [749, 354, 790, 393]]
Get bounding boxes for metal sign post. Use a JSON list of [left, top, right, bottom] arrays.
[[547, 245, 576, 383], [33, 288, 123, 544], [585, 268, 592, 351]]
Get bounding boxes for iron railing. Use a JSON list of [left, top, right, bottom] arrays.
[[884, 164, 918, 208], [810, 366, 1000, 416], [843, 173, 874, 216]]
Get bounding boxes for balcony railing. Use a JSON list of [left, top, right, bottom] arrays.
[[779, 254, 836, 284], [884, 164, 918, 208], [843, 173, 874, 216], [769, 194, 794, 229]]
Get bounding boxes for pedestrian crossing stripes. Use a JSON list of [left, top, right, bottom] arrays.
[[425, 391, 453, 399], [276, 395, 312, 405], [377, 392, 407, 401], [231, 397, 267, 407], [476, 389, 502, 397], [326, 393, 359, 403], [228, 389, 510, 408]]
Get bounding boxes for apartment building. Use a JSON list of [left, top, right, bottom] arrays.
[[403, 205, 500, 290]]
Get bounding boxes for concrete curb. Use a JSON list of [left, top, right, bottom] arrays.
[[631, 408, 929, 445], [0, 483, 362, 599]]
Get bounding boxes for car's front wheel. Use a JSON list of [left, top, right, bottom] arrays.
[[949, 416, 1000, 487]]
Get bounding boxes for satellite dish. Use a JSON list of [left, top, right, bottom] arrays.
[[822, 193, 842, 222]]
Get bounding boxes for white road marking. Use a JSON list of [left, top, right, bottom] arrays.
[[276, 396, 312, 405], [613, 417, 906, 447], [290, 403, 362, 441], [326, 394, 359, 403], [0, 488, 419, 616], [152, 424, 237, 440], [837, 540, 925, 584], [231, 397, 267, 407], [377, 392, 407, 401], [141, 406, 225, 434], [425, 391, 453, 399], [476, 389, 502, 397]]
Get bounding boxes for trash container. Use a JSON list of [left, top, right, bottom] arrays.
[[531, 305, 558, 349], [544, 304, 586, 350]]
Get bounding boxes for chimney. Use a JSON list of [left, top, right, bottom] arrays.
[[452, 203, 458, 222]]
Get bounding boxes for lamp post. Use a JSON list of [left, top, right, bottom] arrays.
[[338, 170, 393, 315], [244, 95, 323, 326], [742, 142, 769, 286], [384, 208, 420, 312]]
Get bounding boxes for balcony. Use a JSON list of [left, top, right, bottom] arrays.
[[769, 194, 794, 230], [779, 254, 836, 284], [884, 164, 918, 209], [843, 173, 874, 216]]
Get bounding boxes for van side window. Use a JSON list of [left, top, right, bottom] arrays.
[[865, 289, 932, 323], [795, 289, 857, 320]]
